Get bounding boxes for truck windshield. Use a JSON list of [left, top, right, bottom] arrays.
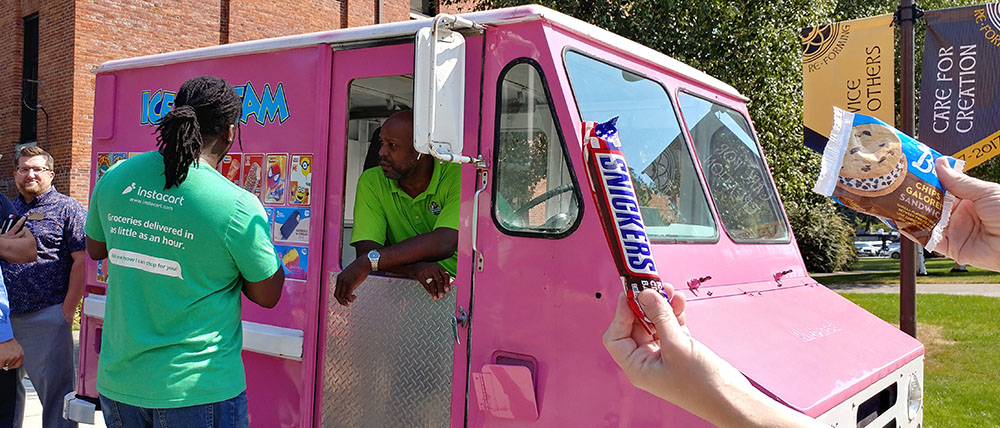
[[677, 93, 789, 242], [564, 51, 717, 242]]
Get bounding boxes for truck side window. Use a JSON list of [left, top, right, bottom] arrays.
[[564, 50, 717, 242], [677, 92, 790, 243], [492, 60, 581, 237]]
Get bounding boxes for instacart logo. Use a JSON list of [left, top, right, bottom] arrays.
[[125, 182, 185, 208]]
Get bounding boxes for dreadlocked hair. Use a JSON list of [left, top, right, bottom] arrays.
[[155, 75, 242, 189]]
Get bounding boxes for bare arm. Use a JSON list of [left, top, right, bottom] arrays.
[[242, 267, 285, 308], [0, 217, 37, 264], [604, 289, 826, 428], [63, 250, 86, 323], [334, 228, 458, 306], [86, 236, 108, 261], [354, 227, 458, 274]]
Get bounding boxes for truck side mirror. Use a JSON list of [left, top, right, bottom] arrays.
[[413, 17, 469, 163]]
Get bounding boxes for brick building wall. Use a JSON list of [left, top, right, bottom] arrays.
[[66, 1, 224, 204], [0, 0, 483, 205], [229, 1, 342, 43], [0, 1, 40, 198], [0, 4, 23, 192], [37, 1, 77, 201]]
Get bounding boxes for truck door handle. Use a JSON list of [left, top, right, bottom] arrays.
[[451, 306, 468, 344]]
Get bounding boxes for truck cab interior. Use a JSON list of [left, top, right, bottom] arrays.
[[340, 75, 413, 267]]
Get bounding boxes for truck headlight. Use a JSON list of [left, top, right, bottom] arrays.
[[907, 373, 923, 421]]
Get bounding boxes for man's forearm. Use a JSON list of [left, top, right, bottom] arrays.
[[355, 229, 457, 273], [351, 242, 414, 278], [64, 255, 86, 319], [372, 262, 415, 277], [86, 237, 108, 260]]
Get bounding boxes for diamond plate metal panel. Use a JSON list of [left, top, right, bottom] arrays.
[[323, 274, 457, 428]]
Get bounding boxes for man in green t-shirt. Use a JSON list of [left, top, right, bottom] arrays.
[[334, 110, 460, 306], [84, 76, 283, 426]]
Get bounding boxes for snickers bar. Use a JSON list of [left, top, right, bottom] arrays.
[[582, 117, 664, 334]]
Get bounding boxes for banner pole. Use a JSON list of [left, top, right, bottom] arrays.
[[899, 0, 918, 338]]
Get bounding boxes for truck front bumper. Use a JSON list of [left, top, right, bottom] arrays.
[[63, 391, 97, 424]]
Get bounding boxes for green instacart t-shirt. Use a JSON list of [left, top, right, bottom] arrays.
[[85, 151, 279, 408]]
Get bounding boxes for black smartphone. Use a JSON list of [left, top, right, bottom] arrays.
[[0, 215, 24, 234], [279, 210, 301, 240]]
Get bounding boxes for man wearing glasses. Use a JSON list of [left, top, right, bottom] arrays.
[[1, 146, 85, 428]]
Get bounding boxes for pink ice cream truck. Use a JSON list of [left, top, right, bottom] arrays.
[[66, 5, 924, 427]]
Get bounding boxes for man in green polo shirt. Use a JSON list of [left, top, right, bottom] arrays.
[[334, 111, 460, 306]]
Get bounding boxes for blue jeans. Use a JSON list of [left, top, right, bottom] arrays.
[[99, 392, 248, 428]]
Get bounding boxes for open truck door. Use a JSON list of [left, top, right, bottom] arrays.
[[318, 17, 485, 425]]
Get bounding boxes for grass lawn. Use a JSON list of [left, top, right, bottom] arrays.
[[842, 293, 1000, 427], [817, 258, 1000, 285]]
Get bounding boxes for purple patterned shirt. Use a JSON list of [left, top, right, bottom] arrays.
[[1, 187, 87, 315]]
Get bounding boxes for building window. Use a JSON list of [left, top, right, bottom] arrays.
[[411, 0, 436, 17], [21, 14, 39, 144]]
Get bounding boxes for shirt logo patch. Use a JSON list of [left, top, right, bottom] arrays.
[[428, 201, 442, 216]]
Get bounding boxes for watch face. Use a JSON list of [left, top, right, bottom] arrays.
[[368, 250, 379, 261]]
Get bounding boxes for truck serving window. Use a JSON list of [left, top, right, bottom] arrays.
[[564, 51, 717, 242], [677, 92, 790, 243], [341, 75, 414, 267], [492, 59, 582, 237]]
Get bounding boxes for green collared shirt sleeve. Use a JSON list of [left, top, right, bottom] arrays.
[[225, 192, 280, 282], [85, 175, 106, 242], [433, 163, 461, 231], [351, 168, 388, 245]]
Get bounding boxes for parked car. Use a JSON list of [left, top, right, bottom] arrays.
[[888, 242, 901, 259], [854, 241, 881, 257]]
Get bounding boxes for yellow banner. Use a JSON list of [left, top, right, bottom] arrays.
[[952, 129, 1000, 170], [802, 14, 895, 152]]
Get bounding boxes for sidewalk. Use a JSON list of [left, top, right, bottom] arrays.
[[22, 331, 106, 428], [825, 282, 1000, 297]]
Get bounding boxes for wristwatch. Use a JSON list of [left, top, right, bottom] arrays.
[[367, 249, 381, 272]]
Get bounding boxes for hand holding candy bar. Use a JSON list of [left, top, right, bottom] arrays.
[[935, 157, 1000, 273], [603, 289, 690, 406]]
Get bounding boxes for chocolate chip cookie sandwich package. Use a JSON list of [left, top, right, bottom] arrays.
[[813, 107, 964, 251]]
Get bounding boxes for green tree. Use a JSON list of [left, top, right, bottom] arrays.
[[460, 0, 996, 191], [786, 201, 858, 272], [456, 0, 996, 267], [462, 0, 839, 206]]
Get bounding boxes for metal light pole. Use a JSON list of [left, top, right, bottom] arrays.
[[898, 0, 917, 338]]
